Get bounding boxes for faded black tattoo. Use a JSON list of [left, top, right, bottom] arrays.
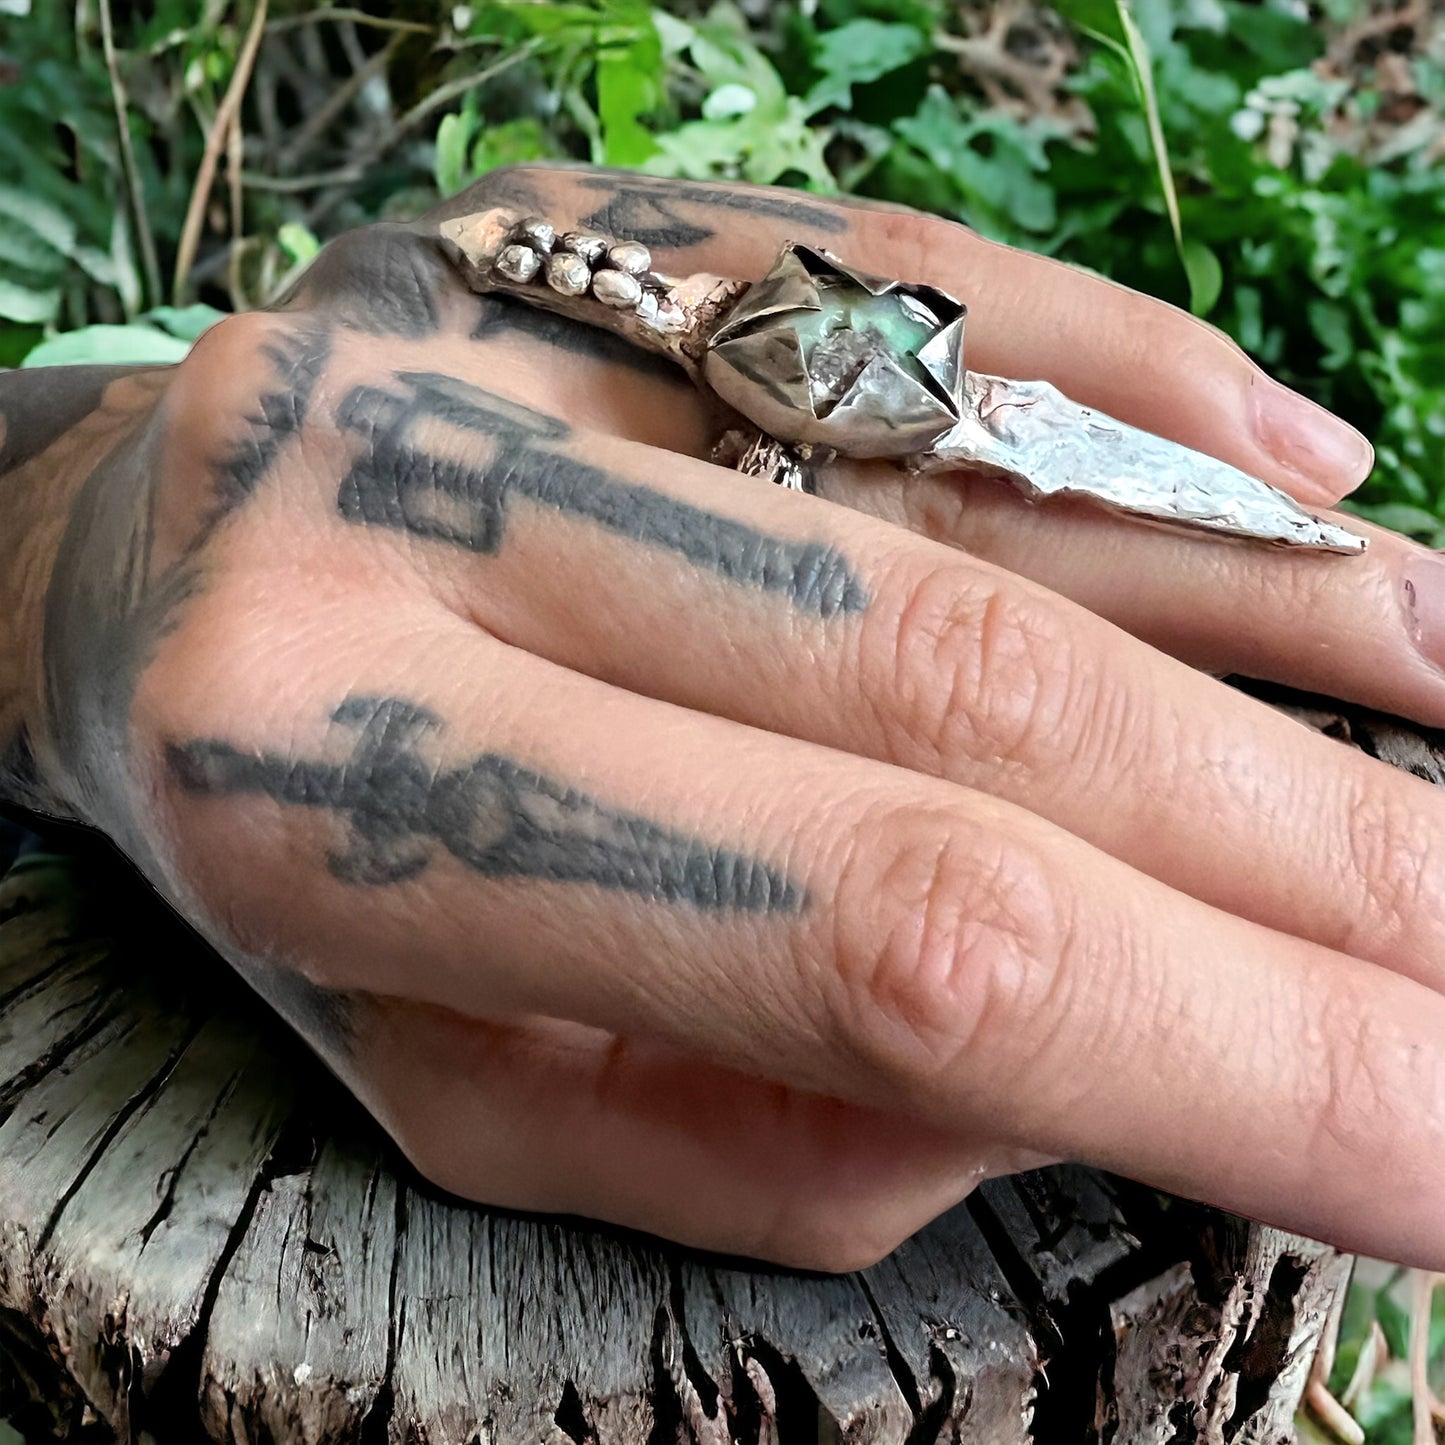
[[281, 224, 449, 339], [335, 371, 869, 618], [256, 967, 361, 1055], [0, 366, 148, 480], [168, 695, 803, 911], [0, 729, 47, 814], [43, 416, 199, 848], [577, 174, 848, 250], [213, 328, 332, 514]]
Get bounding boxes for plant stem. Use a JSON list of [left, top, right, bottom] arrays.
[[98, 0, 162, 314], [173, 0, 269, 305], [265, 7, 433, 36]]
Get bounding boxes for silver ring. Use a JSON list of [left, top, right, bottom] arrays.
[[439, 208, 1366, 556]]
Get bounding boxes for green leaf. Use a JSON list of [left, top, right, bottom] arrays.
[[468, 118, 556, 175], [1219, 0, 1324, 70], [0, 324, 42, 368], [1352, 1371, 1413, 1444], [0, 278, 60, 325], [21, 323, 194, 368], [69, 243, 119, 289], [479, 2, 606, 39], [1347, 500, 1443, 540], [0, 215, 69, 281], [804, 19, 928, 114], [597, 54, 662, 164], [276, 223, 322, 268], [1182, 238, 1222, 314], [1306, 297, 1354, 371], [0, 181, 77, 258], [819, 0, 943, 25], [142, 303, 225, 341], [597, 7, 664, 166], [435, 110, 477, 198], [650, 100, 835, 188], [892, 89, 1058, 236]]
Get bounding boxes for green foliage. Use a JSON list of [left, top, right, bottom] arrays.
[[1302, 1265, 1445, 1445], [19, 303, 224, 367], [0, 0, 247, 329], [0, 0, 1441, 532]]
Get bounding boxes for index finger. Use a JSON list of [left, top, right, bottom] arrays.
[[432, 166, 1372, 505]]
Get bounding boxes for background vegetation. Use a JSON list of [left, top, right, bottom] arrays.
[[0, 2, 1443, 1440], [0, 0, 1443, 531]]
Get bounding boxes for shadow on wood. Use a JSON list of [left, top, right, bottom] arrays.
[[5, 679, 1418, 1444]]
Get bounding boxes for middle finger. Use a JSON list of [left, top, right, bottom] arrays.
[[323, 356, 1445, 991]]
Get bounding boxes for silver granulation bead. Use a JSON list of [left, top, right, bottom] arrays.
[[591, 269, 643, 309], [545, 251, 593, 298], [494, 243, 542, 284], [606, 240, 652, 277], [560, 231, 609, 265], [511, 216, 556, 253]]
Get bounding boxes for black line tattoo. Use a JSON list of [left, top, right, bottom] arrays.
[[168, 695, 803, 911], [576, 174, 848, 249], [213, 328, 332, 514], [334, 371, 869, 618], [470, 294, 689, 385]]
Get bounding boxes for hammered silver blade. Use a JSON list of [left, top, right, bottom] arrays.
[[924, 374, 1367, 555]]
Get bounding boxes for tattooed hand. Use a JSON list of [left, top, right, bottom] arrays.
[[7, 164, 1445, 1273]]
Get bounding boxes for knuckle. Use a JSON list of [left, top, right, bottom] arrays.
[[1307, 989, 1409, 1166], [1343, 783, 1437, 955], [169, 310, 279, 445], [285, 222, 455, 336], [165, 308, 335, 527], [831, 806, 1068, 1096], [867, 563, 1084, 777]]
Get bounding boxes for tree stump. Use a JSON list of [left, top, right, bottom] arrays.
[[5, 682, 1431, 1444]]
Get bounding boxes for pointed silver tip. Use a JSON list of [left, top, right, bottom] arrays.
[[1292, 518, 1369, 555]]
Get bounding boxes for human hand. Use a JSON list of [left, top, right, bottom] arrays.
[[12, 165, 1445, 1272]]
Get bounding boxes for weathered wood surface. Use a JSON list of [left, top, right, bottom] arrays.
[[5, 685, 1431, 1445]]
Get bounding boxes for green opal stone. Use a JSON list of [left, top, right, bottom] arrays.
[[786, 280, 938, 396]]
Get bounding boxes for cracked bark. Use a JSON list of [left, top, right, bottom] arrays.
[[0, 682, 1416, 1444]]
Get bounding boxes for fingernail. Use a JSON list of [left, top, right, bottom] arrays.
[[1253, 378, 1374, 495], [1404, 558, 1445, 674]]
